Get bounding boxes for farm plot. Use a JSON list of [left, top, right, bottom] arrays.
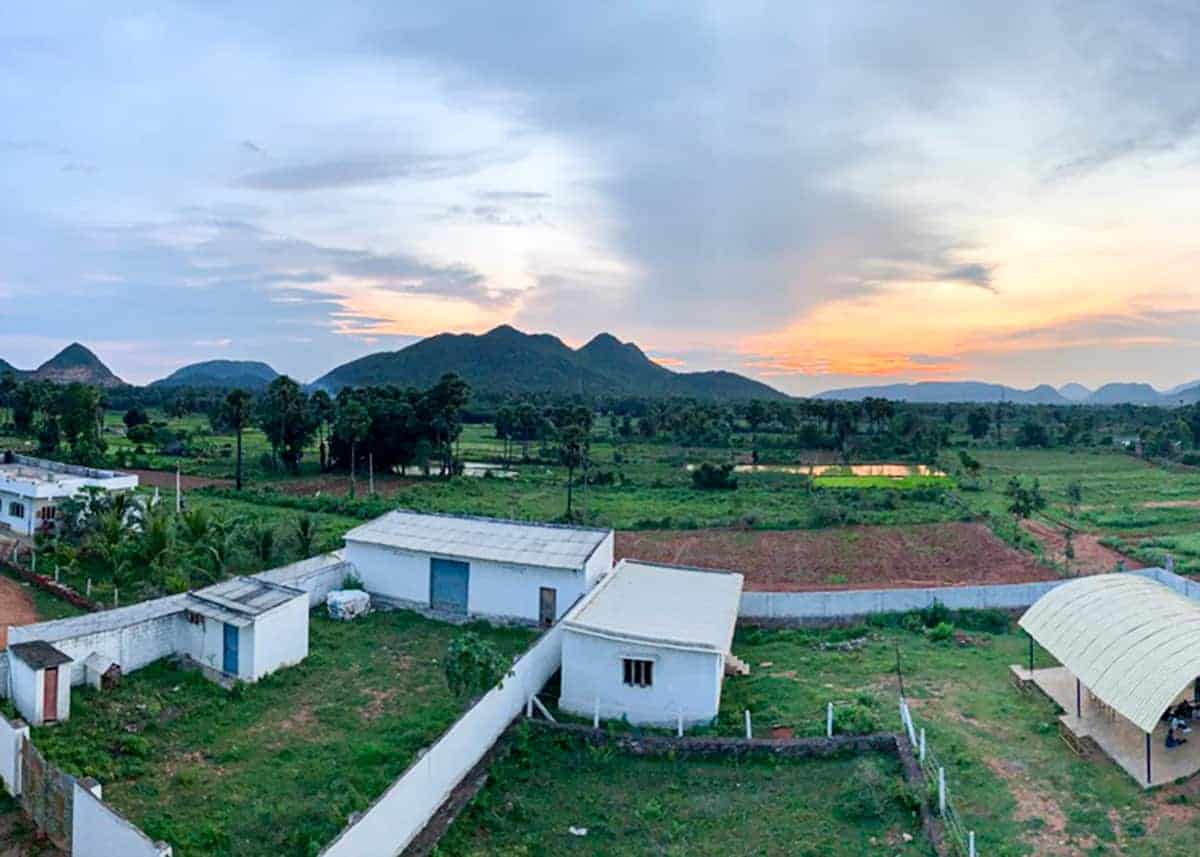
[[616, 522, 1055, 590], [436, 727, 932, 857], [29, 610, 536, 857], [719, 620, 1200, 856]]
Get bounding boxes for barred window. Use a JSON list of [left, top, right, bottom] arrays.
[[622, 658, 653, 688], [8, 502, 25, 519]]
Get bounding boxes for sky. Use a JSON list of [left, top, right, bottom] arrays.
[[3, 1, 1200, 394]]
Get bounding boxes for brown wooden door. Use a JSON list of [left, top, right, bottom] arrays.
[[42, 668, 58, 723], [539, 587, 556, 626]]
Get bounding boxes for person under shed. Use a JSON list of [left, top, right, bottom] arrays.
[[558, 559, 746, 728], [1017, 574, 1200, 787]]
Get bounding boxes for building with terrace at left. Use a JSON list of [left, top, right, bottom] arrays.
[[0, 452, 138, 538]]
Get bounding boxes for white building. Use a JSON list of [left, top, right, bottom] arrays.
[[342, 511, 614, 625], [560, 560, 745, 727], [0, 453, 138, 537], [5, 576, 309, 725]]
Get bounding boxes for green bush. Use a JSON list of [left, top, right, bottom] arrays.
[[927, 621, 954, 643], [834, 758, 890, 819], [690, 462, 738, 491], [833, 702, 880, 735]]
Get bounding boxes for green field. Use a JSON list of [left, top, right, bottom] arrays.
[[435, 728, 931, 857], [32, 610, 536, 857], [713, 619, 1200, 856]]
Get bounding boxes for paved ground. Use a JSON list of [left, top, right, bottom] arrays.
[[616, 522, 1058, 590], [0, 575, 37, 649]]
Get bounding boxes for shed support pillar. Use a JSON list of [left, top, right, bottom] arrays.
[[1146, 732, 1152, 785], [1076, 678, 1081, 718], [1027, 632, 1034, 674]]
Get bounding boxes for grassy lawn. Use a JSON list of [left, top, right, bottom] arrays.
[[435, 726, 932, 857], [31, 610, 537, 857], [719, 618, 1200, 855]]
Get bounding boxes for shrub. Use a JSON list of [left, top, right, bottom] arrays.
[[444, 632, 511, 699], [928, 621, 954, 643], [918, 600, 951, 629], [691, 462, 738, 490], [834, 758, 890, 819], [833, 702, 880, 735]]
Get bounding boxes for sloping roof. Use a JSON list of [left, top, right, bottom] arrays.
[[1019, 574, 1200, 732], [343, 510, 611, 571], [9, 640, 73, 669], [186, 576, 304, 625], [563, 560, 744, 653]]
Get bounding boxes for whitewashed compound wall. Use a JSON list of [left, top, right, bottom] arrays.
[[0, 713, 28, 796], [738, 566, 1182, 621], [72, 781, 171, 857], [255, 553, 353, 608], [318, 625, 564, 857]]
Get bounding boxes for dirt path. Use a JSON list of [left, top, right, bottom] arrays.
[[616, 522, 1058, 591], [1020, 519, 1142, 574], [0, 575, 36, 649]]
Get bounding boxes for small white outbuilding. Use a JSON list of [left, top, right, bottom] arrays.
[[560, 559, 745, 727], [8, 640, 73, 726], [342, 511, 614, 625]]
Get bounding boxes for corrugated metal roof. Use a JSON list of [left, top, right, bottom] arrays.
[[563, 560, 744, 653], [343, 510, 611, 571], [1019, 574, 1200, 733]]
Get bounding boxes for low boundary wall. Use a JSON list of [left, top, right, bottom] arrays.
[[72, 780, 172, 857], [0, 712, 27, 796], [317, 625, 564, 857], [738, 566, 1183, 621]]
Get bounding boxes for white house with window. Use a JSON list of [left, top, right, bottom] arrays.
[[341, 511, 614, 625], [559, 559, 745, 727], [0, 452, 137, 537]]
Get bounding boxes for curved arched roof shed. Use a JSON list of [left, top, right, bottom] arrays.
[[1019, 575, 1200, 733]]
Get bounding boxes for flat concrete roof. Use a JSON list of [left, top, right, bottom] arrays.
[[344, 510, 611, 571], [563, 560, 744, 654], [0, 453, 137, 499]]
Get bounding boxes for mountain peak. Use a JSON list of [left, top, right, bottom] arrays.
[[31, 342, 124, 387]]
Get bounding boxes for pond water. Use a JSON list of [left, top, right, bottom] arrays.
[[461, 462, 518, 479], [686, 463, 946, 478]]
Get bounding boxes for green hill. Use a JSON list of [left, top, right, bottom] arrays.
[[152, 359, 280, 389], [31, 343, 124, 387], [312, 325, 786, 400]]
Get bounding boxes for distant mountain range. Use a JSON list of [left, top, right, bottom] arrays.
[[312, 325, 788, 400], [150, 359, 279, 390], [6, 335, 1200, 406], [817, 380, 1200, 406], [0, 343, 125, 387]]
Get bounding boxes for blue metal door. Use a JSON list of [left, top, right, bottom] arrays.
[[223, 623, 239, 675], [430, 558, 469, 614]]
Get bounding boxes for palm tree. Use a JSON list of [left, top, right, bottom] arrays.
[[220, 389, 254, 491]]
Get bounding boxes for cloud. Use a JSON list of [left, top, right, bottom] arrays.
[[936, 263, 997, 292], [235, 149, 514, 191], [240, 140, 264, 154]]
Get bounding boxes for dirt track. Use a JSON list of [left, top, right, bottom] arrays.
[[0, 575, 36, 649], [617, 522, 1058, 591], [1020, 519, 1143, 573]]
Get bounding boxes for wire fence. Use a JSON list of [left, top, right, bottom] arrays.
[[900, 696, 977, 857]]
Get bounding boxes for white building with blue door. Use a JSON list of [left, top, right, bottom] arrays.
[[342, 511, 615, 625], [4, 576, 309, 725]]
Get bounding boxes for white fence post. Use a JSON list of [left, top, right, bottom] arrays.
[[826, 702, 833, 738], [904, 702, 917, 747], [744, 709, 752, 739], [968, 830, 975, 857], [592, 697, 599, 729], [919, 728, 926, 763], [525, 695, 533, 718], [676, 712, 683, 738], [938, 766, 946, 816]]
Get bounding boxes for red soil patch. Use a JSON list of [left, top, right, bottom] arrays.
[[0, 575, 37, 649], [263, 473, 417, 498], [616, 522, 1056, 591], [127, 468, 232, 491], [1020, 519, 1143, 574]]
